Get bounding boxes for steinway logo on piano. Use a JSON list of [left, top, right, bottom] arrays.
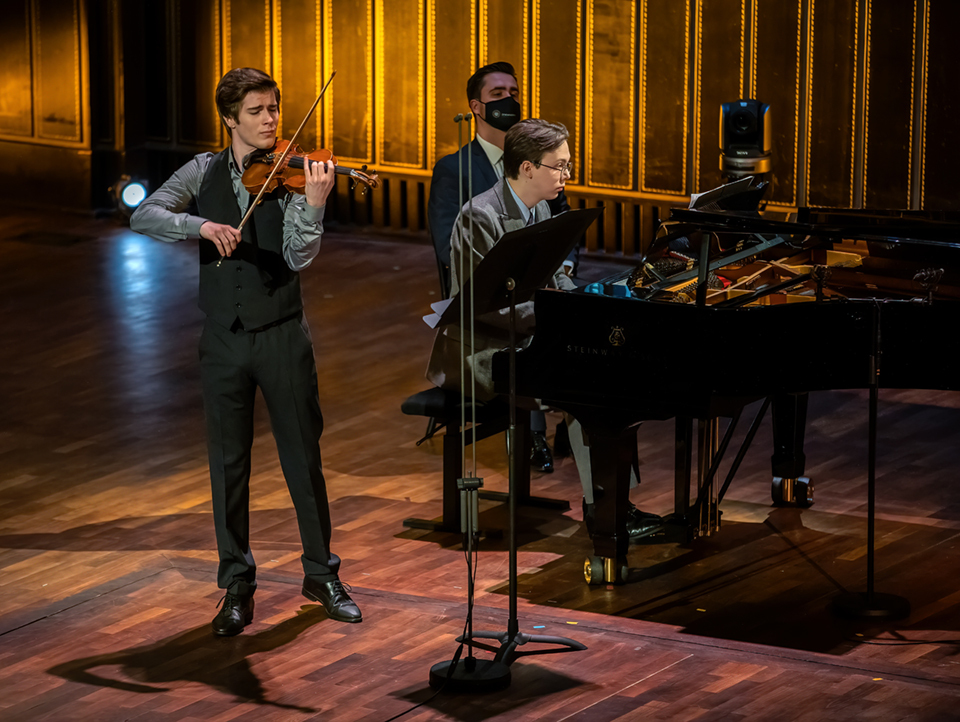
[[566, 326, 630, 357]]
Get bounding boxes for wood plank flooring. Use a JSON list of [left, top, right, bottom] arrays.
[[2, 205, 960, 721]]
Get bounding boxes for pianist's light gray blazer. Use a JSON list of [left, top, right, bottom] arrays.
[[426, 177, 575, 401]]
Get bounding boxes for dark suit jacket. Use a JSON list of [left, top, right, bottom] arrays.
[[427, 138, 577, 275]]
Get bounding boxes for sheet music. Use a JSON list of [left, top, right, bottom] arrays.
[[688, 176, 757, 212]]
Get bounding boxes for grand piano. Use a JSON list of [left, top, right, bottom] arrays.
[[493, 180, 960, 584]]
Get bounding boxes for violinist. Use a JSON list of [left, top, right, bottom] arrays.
[[130, 67, 361, 636]]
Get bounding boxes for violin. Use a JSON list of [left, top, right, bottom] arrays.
[[242, 139, 380, 195]]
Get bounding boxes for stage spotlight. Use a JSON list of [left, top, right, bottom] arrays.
[[719, 99, 772, 179], [110, 175, 148, 217]]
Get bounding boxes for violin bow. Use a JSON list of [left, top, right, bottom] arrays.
[[217, 70, 337, 266]]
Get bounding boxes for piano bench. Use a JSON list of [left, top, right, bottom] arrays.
[[400, 387, 568, 534], [400, 387, 507, 441]]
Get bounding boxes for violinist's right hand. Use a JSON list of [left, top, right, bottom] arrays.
[[200, 221, 242, 257]]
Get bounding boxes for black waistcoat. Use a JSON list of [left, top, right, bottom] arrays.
[[195, 149, 303, 330]]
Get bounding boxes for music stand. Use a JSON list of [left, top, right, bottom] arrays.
[[427, 207, 601, 691]]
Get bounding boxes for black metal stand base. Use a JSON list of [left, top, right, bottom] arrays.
[[459, 628, 587, 670], [831, 592, 911, 620], [429, 658, 511, 692]]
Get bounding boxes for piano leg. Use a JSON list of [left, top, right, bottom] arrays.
[[770, 393, 813, 507], [582, 424, 638, 585], [697, 418, 722, 537], [674, 417, 693, 521]]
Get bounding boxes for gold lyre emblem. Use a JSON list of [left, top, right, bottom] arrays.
[[609, 326, 626, 347]]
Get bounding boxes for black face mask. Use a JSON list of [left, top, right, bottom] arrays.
[[481, 96, 522, 131]]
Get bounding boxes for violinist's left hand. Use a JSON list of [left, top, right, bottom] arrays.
[[304, 158, 335, 208]]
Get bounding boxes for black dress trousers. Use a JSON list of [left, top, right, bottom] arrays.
[[199, 313, 339, 593]]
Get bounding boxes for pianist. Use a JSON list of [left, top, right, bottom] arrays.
[[426, 118, 659, 540]]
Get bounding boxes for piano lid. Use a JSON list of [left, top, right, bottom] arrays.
[[667, 206, 960, 248]]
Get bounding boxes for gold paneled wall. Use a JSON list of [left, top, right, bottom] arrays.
[[585, 0, 635, 191], [1, 0, 957, 246], [0, 0, 87, 146]]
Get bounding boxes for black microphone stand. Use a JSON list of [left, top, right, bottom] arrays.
[[831, 302, 910, 620], [425, 207, 603, 691], [434, 279, 585, 691], [429, 112, 512, 691]]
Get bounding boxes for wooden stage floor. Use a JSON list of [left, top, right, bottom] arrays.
[[2, 206, 960, 721]]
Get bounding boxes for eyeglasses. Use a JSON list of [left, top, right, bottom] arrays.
[[537, 161, 574, 177]]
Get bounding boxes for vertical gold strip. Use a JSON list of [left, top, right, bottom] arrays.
[[366, 0, 374, 162], [849, 0, 858, 204], [418, 0, 425, 167], [917, 0, 928, 208], [78, 0, 88, 145], [173, 0, 181, 146], [682, 0, 689, 193], [531, 0, 539, 118], [73, 0, 82, 142], [739, 0, 746, 97], [907, 0, 916, 205], [110, 0, 123, 148], [273, 0, 282, 133], [479, 0, 488, 63], [638, 0, 647, 190], [862, 0, 871, 203], [323, 0, 332, 149], [692, 0, 702, 194], [220, 0, 229, 146], [627, 0, 638, 190], [803, 0, 815, 207], [750, 0, 757, 98], [522, 0, 529, 114], [427, 0, 436, 167], [908, 0, 928, 209], [575, 0, 582, 183], [222, 0, 231, 72], [271, 0, 279, 77], [791, 0, 801, 206], [31, 0, 40, 140], [375, 0, 382, 163], [215, 0, 222, 146], [585, 0, 593, 184], [313, 0, 330, 148]]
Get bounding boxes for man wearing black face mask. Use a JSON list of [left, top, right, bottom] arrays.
[[426, 61, 578, 473]]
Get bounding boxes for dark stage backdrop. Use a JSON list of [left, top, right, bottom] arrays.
[[0, 0, 955, 256]]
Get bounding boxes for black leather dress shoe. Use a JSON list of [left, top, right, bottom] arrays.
[[302, 578, 362, 623], [530, 431, 554, 473], [625, 503, 663, 540], [582, 498, 662, 541], [212, 592, 254, 637]]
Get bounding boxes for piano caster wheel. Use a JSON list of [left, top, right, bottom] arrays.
[[772, 476, 814, 508], [584, 556, 629, 585]]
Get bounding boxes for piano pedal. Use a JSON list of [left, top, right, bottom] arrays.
[[772, 476, 813, 508]]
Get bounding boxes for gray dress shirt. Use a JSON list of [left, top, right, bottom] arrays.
[[130, 151, 327, 272]]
